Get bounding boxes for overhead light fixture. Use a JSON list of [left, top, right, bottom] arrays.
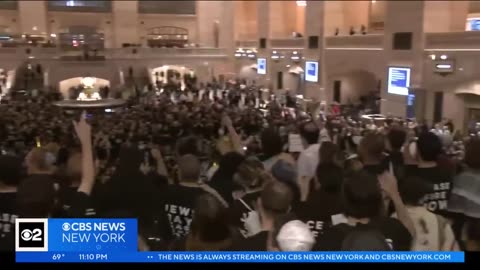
[[32, 26, 37, 31], [440, 54, 447, 60], [273, 50, 277, 54], [296, 1, 306, 7], [436, 64, 452, 69], [372, 0, 376, 3], [272, 55, 280, 59], [235, 53, 242, 57], [286, 65, 291, 68], [293, 51, 298, 55], [429, 54, 436, 60], [291, 56, 300, 60], [50, 33, 57, 38]]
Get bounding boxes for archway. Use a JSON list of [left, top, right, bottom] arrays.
[[327, 69, 380, 105], [149, 65, 195, 90], [237, 63, 259, 84], [58, 77, 110, 99], [58, 25, 105, 50], [146, 26, 189, 48]]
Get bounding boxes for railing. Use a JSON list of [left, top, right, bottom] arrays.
[[0, 47, 229, 60], [105, 47, 228, 59], [270, 38, 304, 48], [325, 34, 384, 49], [425, 31, 480, 50], [235, 40, 258, 48]]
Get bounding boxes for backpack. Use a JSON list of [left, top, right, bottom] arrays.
[[341, 225, 393, 251]]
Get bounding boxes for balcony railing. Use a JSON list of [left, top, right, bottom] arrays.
[[270, 38, 304, 49], [235, 40, 258, 48], [105, 47, 228, 59], [0, 47, 229, 60], [425, 31, 480, 50], [325, 34, 384, 50]]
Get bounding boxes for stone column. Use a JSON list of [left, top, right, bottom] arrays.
[[18, 1, 48, 36], [303, 0, 326, 102], [112, 1, 139, 48], [256, 1, 272, 88], [219, 1, 235, 75], [381, 1, 425, 118]]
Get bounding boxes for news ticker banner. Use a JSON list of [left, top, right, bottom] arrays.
[[16, 251, 465, 263], [15, 218, 465, 263]]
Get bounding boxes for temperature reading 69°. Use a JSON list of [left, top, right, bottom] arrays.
[[52, 254, 65, 260]]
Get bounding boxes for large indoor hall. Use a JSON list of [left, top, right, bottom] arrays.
[[0, 0, 479, 266]]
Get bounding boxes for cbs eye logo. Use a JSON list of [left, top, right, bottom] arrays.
[[15, 218, 49, 252]]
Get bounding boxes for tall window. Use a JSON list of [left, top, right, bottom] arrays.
[[48, 1, 112, 12], [138, 1, 195, 15], [0, 1, 17, 10]]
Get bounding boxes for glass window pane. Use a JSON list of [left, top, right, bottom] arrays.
[[48, 1, 112, 12], [138, 1, 195, 14]]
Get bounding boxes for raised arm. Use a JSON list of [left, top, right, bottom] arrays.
[[151, 147, 170, 180], [378, 172, 416, 238], [74, 111, 95, 195], [222, 114, 244, 155]]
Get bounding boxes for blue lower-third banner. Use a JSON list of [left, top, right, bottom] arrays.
[[16, 252, 465, 263]]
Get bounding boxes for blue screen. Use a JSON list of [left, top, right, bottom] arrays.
[[257, 58, 267, 75], [387, 67, 411, 96], [305, 61, 318, 82], [470, 19, 480, 30], [406, 93, 415, 119]]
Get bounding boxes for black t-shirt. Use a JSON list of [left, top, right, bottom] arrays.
[[57, 186, 96, 218], [407, 166, 453, 214], [314, 218, 412, 251], [158, 184, 208, 239], [229, 190, 261, 238], [229, 231, 269, 251], [363, 162, 389, 176], [295, 190, 344, 238], [0, 191, 17, 251], [170, 228, 240, 251]]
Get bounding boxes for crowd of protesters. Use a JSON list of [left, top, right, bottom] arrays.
[[0, 78, 479, 252]]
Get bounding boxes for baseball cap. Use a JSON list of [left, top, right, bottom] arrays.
[[341, 227, 392, 251], [275, 217, 315, 251], [271, 159, 296, 184]]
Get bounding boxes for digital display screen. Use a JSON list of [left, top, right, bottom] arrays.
[[406, 93, 415, 119], [305, 61, 319, 82], [257, 58, 267, 75], [466, 18, 480, 31], [387, 67, 411, 96]]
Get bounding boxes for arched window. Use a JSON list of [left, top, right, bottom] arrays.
[[58, 26, 105, 50], [146, 27, 189, 48]]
